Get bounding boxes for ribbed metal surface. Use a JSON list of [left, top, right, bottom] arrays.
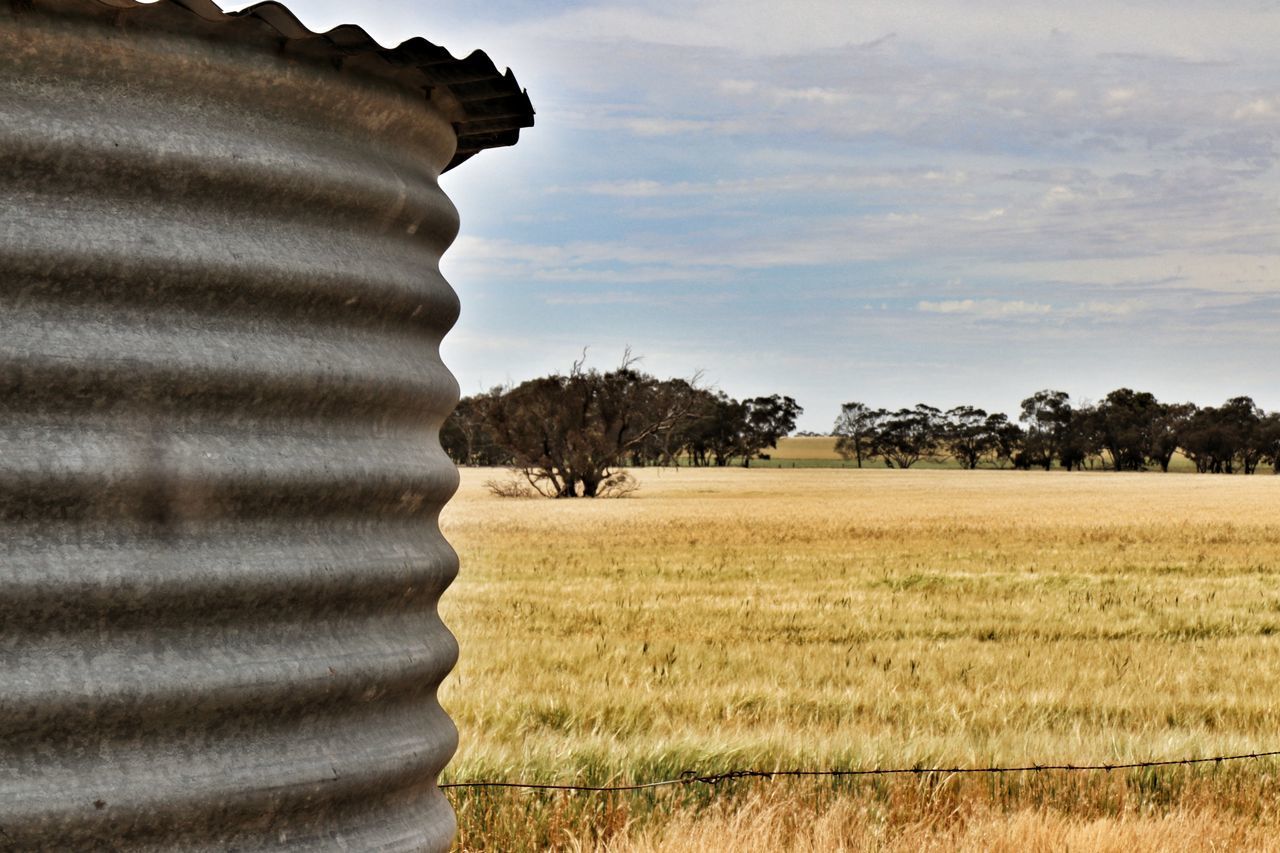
[[6, 0, 535, 172], [0, 2, 516, 848]]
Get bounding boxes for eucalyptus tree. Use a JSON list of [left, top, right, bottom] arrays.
[[942, 405, 994, 469], [1181, 397, 1266, 474], [439, 390, 511, 467], [833, 401, 886, 468], [739, 395, 803, 467], [1019, 389, 1075, 470], [876, 404, 944, 469], [987, 413, 1024, 468], [483, 362, 696, 497]]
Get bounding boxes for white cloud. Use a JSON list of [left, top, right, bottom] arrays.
[[1104, 86, 1141, 105], [1080, 300, 1141, 316], [1233, 98, 1276, 121], [542, 290, 731, 306], [1041, 185, 1077, 207], [720, 79, 758, 96], [620, 117, 742, 137], [774, 86, 850, 104], [917, 299, 1053, 317], [578, 179, 668, 198], [571, 169, 969, 198]]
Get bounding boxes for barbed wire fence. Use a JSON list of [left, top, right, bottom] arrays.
[[440, 750, 1280, 793]]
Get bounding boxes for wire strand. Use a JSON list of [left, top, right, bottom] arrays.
[[440, 750, 1280, 792]]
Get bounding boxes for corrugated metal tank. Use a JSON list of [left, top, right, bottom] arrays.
[[0, 1, 531, 848]]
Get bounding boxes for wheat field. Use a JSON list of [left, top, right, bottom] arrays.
[[771, 436, 845, 460], [437, 466, 1280, 850]]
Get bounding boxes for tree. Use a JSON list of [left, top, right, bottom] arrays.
[[875, 404, 943, 469], [682, 391, 747, 467], [628, 378, 706, 467], [1058, 401, 1102, 471], [986, 413, 1024, 469], [440, 391, 512, 467], [1260, 413, 1280, 474], [942, 405, 994, 469], [681, 391, 801, 467], [738, 395, 803, 467], [1149, 402, 1196, 472], [1181, 397, 1266, 474], [483, 359, 696, 497], [1019, 390, 1074, 470], [1222, 396, 1266, 475], [1181, 406, 1236, 473], [833, 402, 886, 468], [1096, 388, 1162, 471]]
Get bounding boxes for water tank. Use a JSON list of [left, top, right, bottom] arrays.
[[0, 1, 532, 848]]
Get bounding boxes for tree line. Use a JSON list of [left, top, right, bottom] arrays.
[[835, 390, 1280, 474], [441, 358, 801, 497], [442, 361, 1280, 497]]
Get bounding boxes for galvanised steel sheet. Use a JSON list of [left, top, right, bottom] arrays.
[[0, 1, 531, 848]]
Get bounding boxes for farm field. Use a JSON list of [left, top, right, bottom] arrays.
[[772, 435, 844, 460], [437, 466, 1280, 851]]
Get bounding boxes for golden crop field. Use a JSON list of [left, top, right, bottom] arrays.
[[771, 436, 843, 460], [438, 467, 1280, 851]]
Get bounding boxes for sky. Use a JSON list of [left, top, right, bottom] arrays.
[[232, 0, 1278, 432]]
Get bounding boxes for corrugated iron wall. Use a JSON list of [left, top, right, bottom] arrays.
[[0, 2, 528, 848]]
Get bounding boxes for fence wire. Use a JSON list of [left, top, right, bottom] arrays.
[[440, 750, 1280, 793]]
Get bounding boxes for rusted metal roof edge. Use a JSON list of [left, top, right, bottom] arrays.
[[21, 0, 534, 172]]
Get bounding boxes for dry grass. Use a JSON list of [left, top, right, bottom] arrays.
[[772, 435, 843, 460], [612, 781, 1280, 852], [438, 467, 1280, 850]]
